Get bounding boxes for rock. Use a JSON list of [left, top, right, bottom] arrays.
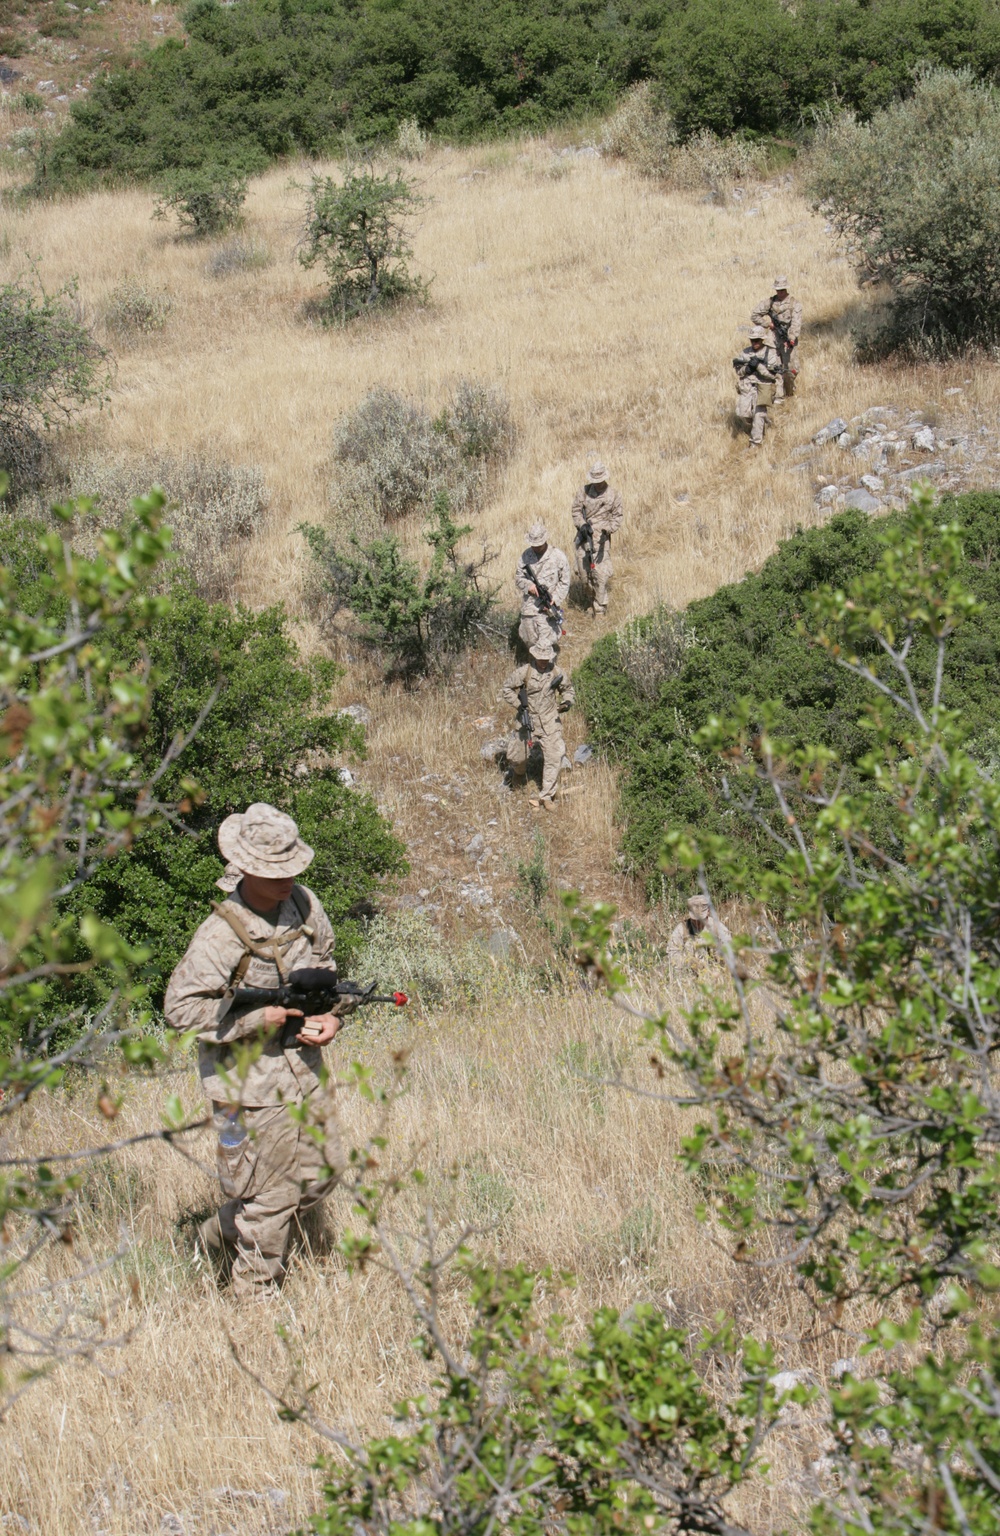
[[944, 386, 964, 396], [895, 462, 946, 484], [465, 833, 485, 858], [487, 929, 517, 961], [836, 431, 852, 449], [337, 766, 355, 788], [480, 737, 505, 761], [818, 485, 838, 506], [421, 793, 439, 804], [769, 1370, 806, 1396], [473, 716, 494, 730], [574, 744, 594, 765], [830, 1357, 859, 1380], [159, 1518, 185, 1536], [813, 418, 848, 446], [860, 406, 897, 424], [338, 703, 371, 728], [912, 425, 936, 451], [843, 490, 880, 513], [457, 882, 492, 909], [860, 474, 884, 493]]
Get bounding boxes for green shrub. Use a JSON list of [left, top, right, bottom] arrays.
[[304, 492, 500, 681], [31, 573, 410, 1007], [602, 83, 767, 199], [299, 164, 427, 324], [809, 67, 1000, 358], [32, 0, 662, 189], [653, 0, 1000, 138], [0, 280, 105, 495], [576, 491, 1000, 901], [153, 163, 248, 237]]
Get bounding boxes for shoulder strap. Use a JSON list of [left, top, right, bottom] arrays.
[[291, 883, 314, 935], [212, 895, 313, 988]]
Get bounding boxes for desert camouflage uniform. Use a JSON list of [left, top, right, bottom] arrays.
[[734, 342, 782, 445], [515, 544, 571, 650], [751, 291, 802, 402], [667, 910, 733, 970], [571, 483, 624, 615], [502, 660, 574, 803], [164, 884, 345, 1297]]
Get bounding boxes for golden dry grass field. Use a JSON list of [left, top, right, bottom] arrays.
[[0, 137, 996, 1533]]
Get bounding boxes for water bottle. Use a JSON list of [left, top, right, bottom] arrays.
[[218, 1113, 247, 1150]]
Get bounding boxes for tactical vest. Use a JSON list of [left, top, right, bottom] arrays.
[[212, 885, 316, 992]]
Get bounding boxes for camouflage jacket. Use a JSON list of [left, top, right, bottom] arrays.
[[751, 293, 803, 346], [667, 914, 732, 966], [571, 485, 624, 539], [164, 883, 337, 1108], [502, 662, 574, 734], [515, 544, 571, 616], [734, 344, 781, 385]]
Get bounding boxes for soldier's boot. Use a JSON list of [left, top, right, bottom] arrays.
[[541, 797, 557, 813]]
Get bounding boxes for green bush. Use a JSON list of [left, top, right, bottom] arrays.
[[153, 162, 248, 237], [653, 0, 1000, 138], [33, 0, 662, 189], [304, 492, 500, 681], [299, 164, 427, 323], [809, 67, 1000, 357], [0, 280, 105, 494], [576, 491, 1000, 901], [33, 573, 409, 1007]]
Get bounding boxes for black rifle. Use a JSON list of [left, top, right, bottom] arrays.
[[734, 353, 770, 379], [579, 519, 597, 576], [533, 577, 564, 628], [228, 967, 408, 1045], [517, 683, 533, 740], [769, 306, 791, 350]]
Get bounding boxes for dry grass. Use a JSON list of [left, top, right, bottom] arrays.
[[1, 988, 841, 1536], [0, 138, 990, 1530]]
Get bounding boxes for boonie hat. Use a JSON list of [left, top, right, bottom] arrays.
[[215, 861, 242, 893], [218, 802, 314, 879], [687, 894, 711, 915], [526, 520, 549, 545], [529, 639, 555, 662], [773, 275, 789, 290], [748, 325, 768, 342], [588, 461, 608, 483]]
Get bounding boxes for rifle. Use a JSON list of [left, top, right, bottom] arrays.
[[227, 967, 408, 1045], [769, 306, 791, 350], [734, 353, 771, 380], [579, 519, 597, 576], [517, 683, 534, 742], [533, 577, 564, 628]]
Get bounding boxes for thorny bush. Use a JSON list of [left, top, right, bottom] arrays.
[[299, 164, 427, 325]]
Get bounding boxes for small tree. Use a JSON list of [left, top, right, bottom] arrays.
[[153, 163, 248, 237], [298, 163, 428, 323], [0, 279, 105, 493], [809, 67, 1000, 357], [303, 493, 499, 681]]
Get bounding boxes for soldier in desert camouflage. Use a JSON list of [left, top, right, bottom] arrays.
[[571, 460, 624, 617], [667, 895, 733, 970], [165, 804, 357, 1299], [751, 275, 802, 403], [515, 520, 571, 651], [502, 638, 574, 810], [733, 326, 782, 447]]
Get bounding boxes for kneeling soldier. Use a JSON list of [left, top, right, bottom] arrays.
[[733, 326, 781, 447], [165, 803, 357, 1299], [571, 460, 624, 617], [501, 639, 574, 810]]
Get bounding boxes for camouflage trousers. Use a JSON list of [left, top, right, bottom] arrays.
[[774, 339, 797, 401], [211, 1099, 342, 1298], [736, 382, 768, 445], [507, 723, 566, 802], [518, 611, 563, 651], [574, 533, 613, 613]]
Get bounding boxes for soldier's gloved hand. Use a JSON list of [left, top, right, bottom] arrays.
[[558, 700, 572, 713]]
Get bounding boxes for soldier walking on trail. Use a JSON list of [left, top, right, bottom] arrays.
[[165, 803, 359, 1300], [516, 520, 571, 652], [668, 895, 733, 970], [751, 276, 802, 403], [733, 326, 782, 448], [502, 639, 575, 811], [571, 461, 623, 617]]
